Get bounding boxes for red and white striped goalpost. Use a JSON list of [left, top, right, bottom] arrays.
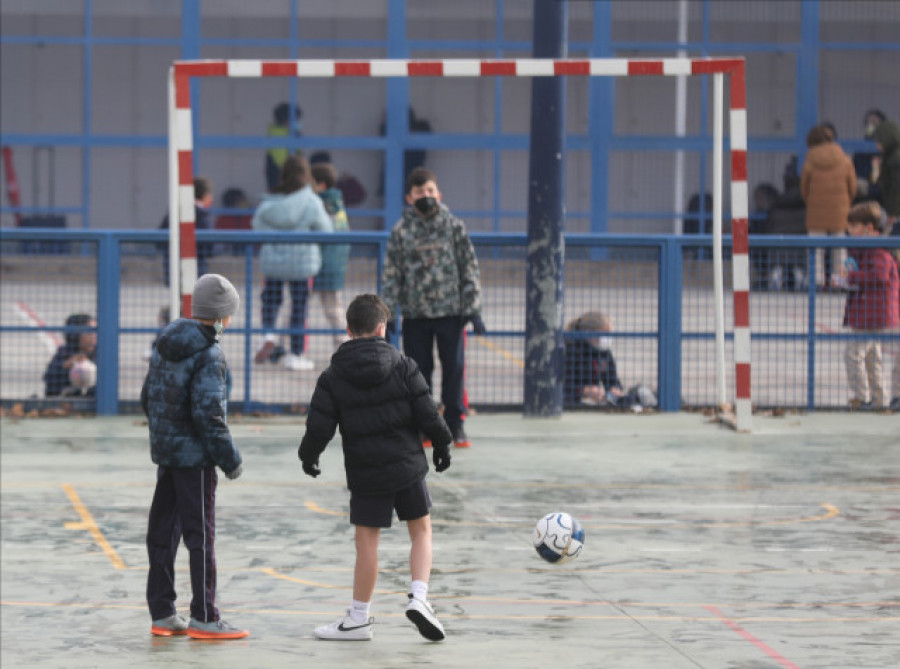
[[168, 57, 752, 431]]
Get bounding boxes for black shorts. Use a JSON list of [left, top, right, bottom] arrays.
[[349, 478, 432, 528]]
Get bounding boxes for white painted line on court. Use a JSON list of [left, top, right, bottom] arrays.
[[640, 547, 705, 552], [765, 547, 834, 552]]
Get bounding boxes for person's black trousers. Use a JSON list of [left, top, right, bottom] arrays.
[[146, 466, 219, 623], [402, 316, 465, 434], [260, 278, 310, 355]]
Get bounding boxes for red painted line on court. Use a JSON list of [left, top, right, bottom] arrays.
[[14, 300, 62, 348], [705, 605, 800, 669]]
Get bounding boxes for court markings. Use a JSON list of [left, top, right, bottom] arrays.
[[12, 299, 61, 353], [62, 483, 127, 570], [305, 499, 841, 529], [472, 335, 523, 369], [706, 605, 801, 669], [0, 599, 894, 625]]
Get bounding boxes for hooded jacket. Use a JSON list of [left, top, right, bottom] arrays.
[[842, 247, 900, 330], [801, 142, 857, 234], [873, 119, 900, 217], [381, 203, 482, 320], [140, 319, 242, 473], [252, 184, 333, 280], [299, 336, 452, 495]]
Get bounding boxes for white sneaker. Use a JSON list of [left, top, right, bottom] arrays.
[[405, 594, 445, 641], [313, 611, 373, 640], [281, 353, 314, 371]]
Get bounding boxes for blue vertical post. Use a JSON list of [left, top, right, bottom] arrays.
[[658, 238, 683, 411], [523, 0, 567, 417], [384, 0, 409, 233], [493, 0, 505, 233], [799, 3, 820, 410], [589, 1, 612, 238], [96, 233, 120, 415], [81, 0, 93, 230], [797, 1, 819, 167], [182, 0, 201, 172]]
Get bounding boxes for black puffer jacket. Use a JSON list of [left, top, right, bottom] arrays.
[[140, 319, 242, 474], [299, 336, 452, 495]]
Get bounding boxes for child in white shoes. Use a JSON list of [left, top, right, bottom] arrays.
[[299, 294, 452, 642]]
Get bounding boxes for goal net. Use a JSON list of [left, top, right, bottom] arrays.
[[167, 57, 751, 431]]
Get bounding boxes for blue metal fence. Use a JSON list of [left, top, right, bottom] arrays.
[[3, 228, 897, 415]]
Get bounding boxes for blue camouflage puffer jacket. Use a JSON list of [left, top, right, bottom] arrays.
[[140, 319, 242, 474]]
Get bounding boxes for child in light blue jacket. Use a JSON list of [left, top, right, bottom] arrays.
[[252, 154, 332, 371]]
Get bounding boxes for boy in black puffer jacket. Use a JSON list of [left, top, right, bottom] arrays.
[[299, 294, 452, 642], [140, 273, 248, 640]]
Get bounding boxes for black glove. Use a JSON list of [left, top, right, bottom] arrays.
[[302, 460, 321, 478], [467, 315, 486, 335], [432, 448, 451, 473], [225, 464, 243, 480]]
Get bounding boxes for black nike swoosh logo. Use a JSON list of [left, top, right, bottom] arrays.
[[337, 622, 370, 631]]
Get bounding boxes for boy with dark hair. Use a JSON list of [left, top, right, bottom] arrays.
[[141, 273, 248, 640], [159, 176, 214, 284], [381, 167, 484, 447], [299, 294, 452, 642]]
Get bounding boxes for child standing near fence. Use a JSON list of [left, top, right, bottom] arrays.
[[839, 202, 899, 409], [311, 162, 352, 348]]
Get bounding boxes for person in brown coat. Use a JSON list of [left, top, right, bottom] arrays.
[[801, 124, 857, 289]]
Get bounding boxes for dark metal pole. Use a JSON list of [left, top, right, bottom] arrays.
[[524, 0, 567, 416]]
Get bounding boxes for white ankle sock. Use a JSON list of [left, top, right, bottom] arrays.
[[349, 599, 370, 623], [411, 580, 428, 601]]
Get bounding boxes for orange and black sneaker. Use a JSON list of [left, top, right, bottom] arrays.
[[151, 614, 189, 636], [452, 426, 471, 448], [187, 619, 249, 640]]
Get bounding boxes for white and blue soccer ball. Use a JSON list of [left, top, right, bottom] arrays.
[[533, 512, 585, 564]]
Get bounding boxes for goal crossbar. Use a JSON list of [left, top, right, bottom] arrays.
[[168, 57, 751, 430]]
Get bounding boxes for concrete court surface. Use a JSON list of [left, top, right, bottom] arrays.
[[0, 411, 898, 669]]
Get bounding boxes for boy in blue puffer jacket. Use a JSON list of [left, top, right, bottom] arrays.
[[140, 273, 248, 640]]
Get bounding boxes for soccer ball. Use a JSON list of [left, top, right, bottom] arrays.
[[533, 512, 584, 564], [69, 359, 97, 390]]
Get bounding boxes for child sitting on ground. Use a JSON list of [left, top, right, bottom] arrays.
[[563, 311, 656, 410]]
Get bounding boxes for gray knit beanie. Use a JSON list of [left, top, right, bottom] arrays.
[[192, 274, 240, 320]]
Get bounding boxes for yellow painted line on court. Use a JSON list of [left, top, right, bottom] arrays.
[[260, 567, 404, 595], [473, 336, 524, 368], [62, 483, 127, 570], [0, 601, 895, 624], [304, 500, 346, 516]]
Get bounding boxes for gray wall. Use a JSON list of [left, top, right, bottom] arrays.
[[1, 1, 898, 233]]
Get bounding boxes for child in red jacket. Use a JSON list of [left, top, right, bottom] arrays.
[[840, 202, 900, 409]]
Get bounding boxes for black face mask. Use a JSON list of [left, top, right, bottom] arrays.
[[413, 196, 438, 217]]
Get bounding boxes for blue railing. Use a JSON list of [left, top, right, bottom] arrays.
[[2, 228, 898, 415]]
